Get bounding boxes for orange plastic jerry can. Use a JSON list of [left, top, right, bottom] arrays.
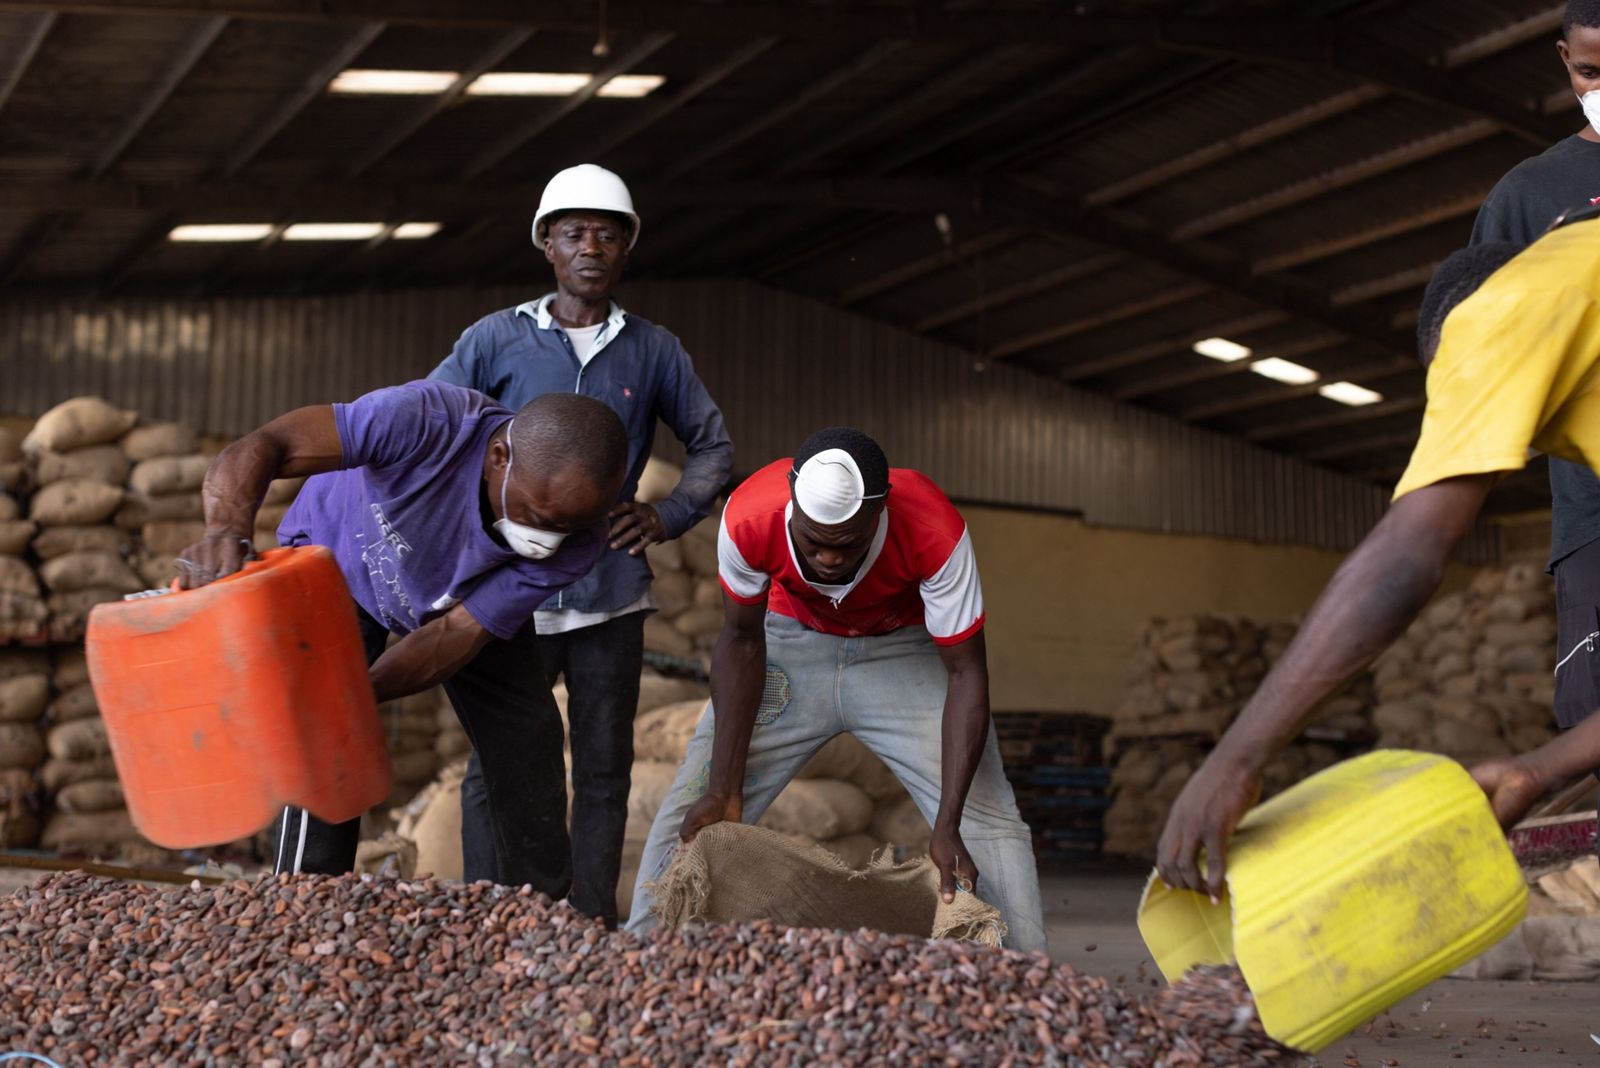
[[85, 546, 391, 849]]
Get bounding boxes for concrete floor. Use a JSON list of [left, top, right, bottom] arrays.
[[1041, 862, 1599, 1067]]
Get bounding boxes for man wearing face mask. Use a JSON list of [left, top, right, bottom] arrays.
[[1470, 1, 1600, 757], [174, 380, 628, 886], [430, 163, 733, 928], [622, 428, 1046, 952]]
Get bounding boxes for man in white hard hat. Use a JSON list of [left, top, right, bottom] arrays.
[[431, 163, 733, 928], [624, 427, 1047, 953]]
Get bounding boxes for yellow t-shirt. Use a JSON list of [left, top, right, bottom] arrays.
[[1393, 218, 1600, 501]]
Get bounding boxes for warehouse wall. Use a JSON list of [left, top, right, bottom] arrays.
[[965, 504, 1479, 715], [0, 279, 1484, 558]]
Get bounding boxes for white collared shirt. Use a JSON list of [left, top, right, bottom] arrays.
[[515, 294, 628, 367]]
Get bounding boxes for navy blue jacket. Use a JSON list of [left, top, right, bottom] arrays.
[[429, 297, 734, 614]]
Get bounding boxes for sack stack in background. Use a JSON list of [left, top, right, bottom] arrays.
[[38, 645, 145, 858], [0, 494, 45, 640], [0, 426, 23, 492], [378, 688, 444, 809], [637, 459, 724, 666], [1370, 564, 1558, 763], [0, 649, 49, 847], [252, 477, 305, 556], [1103, 613, 1373, 858]]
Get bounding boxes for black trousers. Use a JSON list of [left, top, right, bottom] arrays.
[[1552, 539, 1600, 848], [462, 610, 645, 927], [274, 604, 571, 897]]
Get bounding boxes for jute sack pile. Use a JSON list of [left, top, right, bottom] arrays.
[[0, 496, 45, 639], [39, 648, 140, 855], [21, 397, 137, 456], [0, 649, 49, 847], [394, 759, 468, 880], [1103, 612, 1372, 857], [1371, 564, 1558, 762], [252, 477, 304, 555], [380, 688, 444, 807], [0, 426, 23, 491], [637, 458, 724, 664], [649, 821, 1006, 945]]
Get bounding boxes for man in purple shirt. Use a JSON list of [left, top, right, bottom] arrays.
[[177, 380, 627, 887]]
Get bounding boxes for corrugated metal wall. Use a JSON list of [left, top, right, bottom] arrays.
[[0, 280, 1496, 559]]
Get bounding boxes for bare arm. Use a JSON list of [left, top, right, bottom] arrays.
[[931, 631, 989, 901], [1472, 709, 1600, 827], [368, 604, 494, 703], [1156, 473, 1497, 899], [679, 594, 767, 840], [180, 406, 344, 588]]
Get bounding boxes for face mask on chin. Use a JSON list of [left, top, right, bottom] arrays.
[[492, 419, 568, 561]]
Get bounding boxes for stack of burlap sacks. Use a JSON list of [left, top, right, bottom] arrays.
[[1103, 614, 1373, 858], [636, 459, 723, 666], [1370, 564, 1557, 762]]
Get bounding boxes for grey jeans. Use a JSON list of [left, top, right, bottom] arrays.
[[624, 613, 1047, 953]]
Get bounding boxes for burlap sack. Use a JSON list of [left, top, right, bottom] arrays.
[[0, 650, 48, 680], [390, 749, 438, 784], [22, 397, 138, 455], [0, 674, 49, 723], [819, 832, 884, 870], [264, 477, 305, 505], [672, 606, 724, 639], [650, 822, 1004, 945], [40, 754, 118, 792], [629, 760, 679, 824], [40, 808, 140, 852], [0, 767, 33, 804], [0, 556, 38, 598], [868, 795, 933, 855], [0, 462, 22, 491], [434, 730, 471, 760], [0, 804, 40, 849], [31, 523, 131, 560], [652, 569, 693, 617], [397, 761, 467, 880], [136, 554, 177, 588], [48, 683, 99, 723], [680, 526, 718, 577], [760, 778, 874, 839], [634, 699, 707, 764], [0, 594, 45, 637], [693, 577, 721, 609], [47, 587, 124, 641], [635, 458, 683, 504], [141, 520, 208, 556], [355, 831, 417, 878], [1454, 915, 1600, 981], [643, 616, 694, 657], [38, 550, 142, 594], [645, 538, 683, 574], [30, 479, 124, 526], [0, 519, 34, 555], [36, 445, 130, 486], [636, 673, 708, 715], [120, 422, 199, 462], [0, 494, 15, 522], [0, 430, 17, 465], [52, 648, 88, 691], [796, 733, 906, 802], [255, 501, 292, 533], [0, 723, 46, 770], [129, 454, 211, 497], [56, 777, 125, 814], [115, 491, 205, 529], [47, 716, 110, 761]]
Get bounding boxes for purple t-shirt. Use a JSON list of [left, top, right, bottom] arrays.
[[278, 380, 604, 640]]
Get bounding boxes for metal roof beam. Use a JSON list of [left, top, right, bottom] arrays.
[[835, 227, 1021, 307], [345, 28, 533, 178], [461, 32, 675, 179], [1179, 358, 1416, 422], [89, 16, 227, 178], [0, 212, 63, 287], [1247, 395, 1425, 444], [1304, 429, 1421, 464], [989, 283, 1208, 361], [0, 11, 54, 118], [913, 253, 1122, 334], [1110, 332, 1345, 401], [221, 22, 385, 176], [1059, 311, 1288, 384]]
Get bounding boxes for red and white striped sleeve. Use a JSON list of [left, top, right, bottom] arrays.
[[920, 526, 985, 645], [716, 510, 770, 606]]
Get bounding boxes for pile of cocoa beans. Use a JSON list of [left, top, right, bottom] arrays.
[[0, 872, 1291, 1066]]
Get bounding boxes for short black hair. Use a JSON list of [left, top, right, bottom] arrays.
[[1416, 244, 1524, 366], [510, 393, 628, 488], [793, 426, 890, 498], [1565, 0, 1600, 36]]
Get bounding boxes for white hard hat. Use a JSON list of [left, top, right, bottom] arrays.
[[532, 164, 640, 250]]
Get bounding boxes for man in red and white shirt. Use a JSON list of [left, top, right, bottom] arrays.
[[624, 427, 1045, 951]]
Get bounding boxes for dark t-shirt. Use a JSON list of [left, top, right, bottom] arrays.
[[1469, 134, 1600, 570]]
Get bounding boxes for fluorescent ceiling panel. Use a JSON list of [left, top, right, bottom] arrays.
[[283, 223, 386, 241], [167, 224, 274, 242], [1318, 381, 1383, 406], [597, 74, 666, 98], [1192, 336, 1253, 362], [467, 72, 592, 96], [329, 69, 460, 94], [1250, 357, 1320, 385], [392, 222, 443, 240]]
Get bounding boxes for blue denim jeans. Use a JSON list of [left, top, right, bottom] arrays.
[[624, 613, 1047, 953]]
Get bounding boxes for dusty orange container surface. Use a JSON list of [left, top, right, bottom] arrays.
[[84, 546, 390, 849]]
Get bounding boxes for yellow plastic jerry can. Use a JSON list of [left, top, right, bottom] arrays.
[[1137, 749, 1528, 1052]]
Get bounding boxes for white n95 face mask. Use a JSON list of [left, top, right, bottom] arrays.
[[1581, 90, 1600, 136], [494, 418, 569, 561]]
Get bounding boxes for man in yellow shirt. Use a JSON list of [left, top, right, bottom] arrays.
[[1157, 210, 1600, 900]]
